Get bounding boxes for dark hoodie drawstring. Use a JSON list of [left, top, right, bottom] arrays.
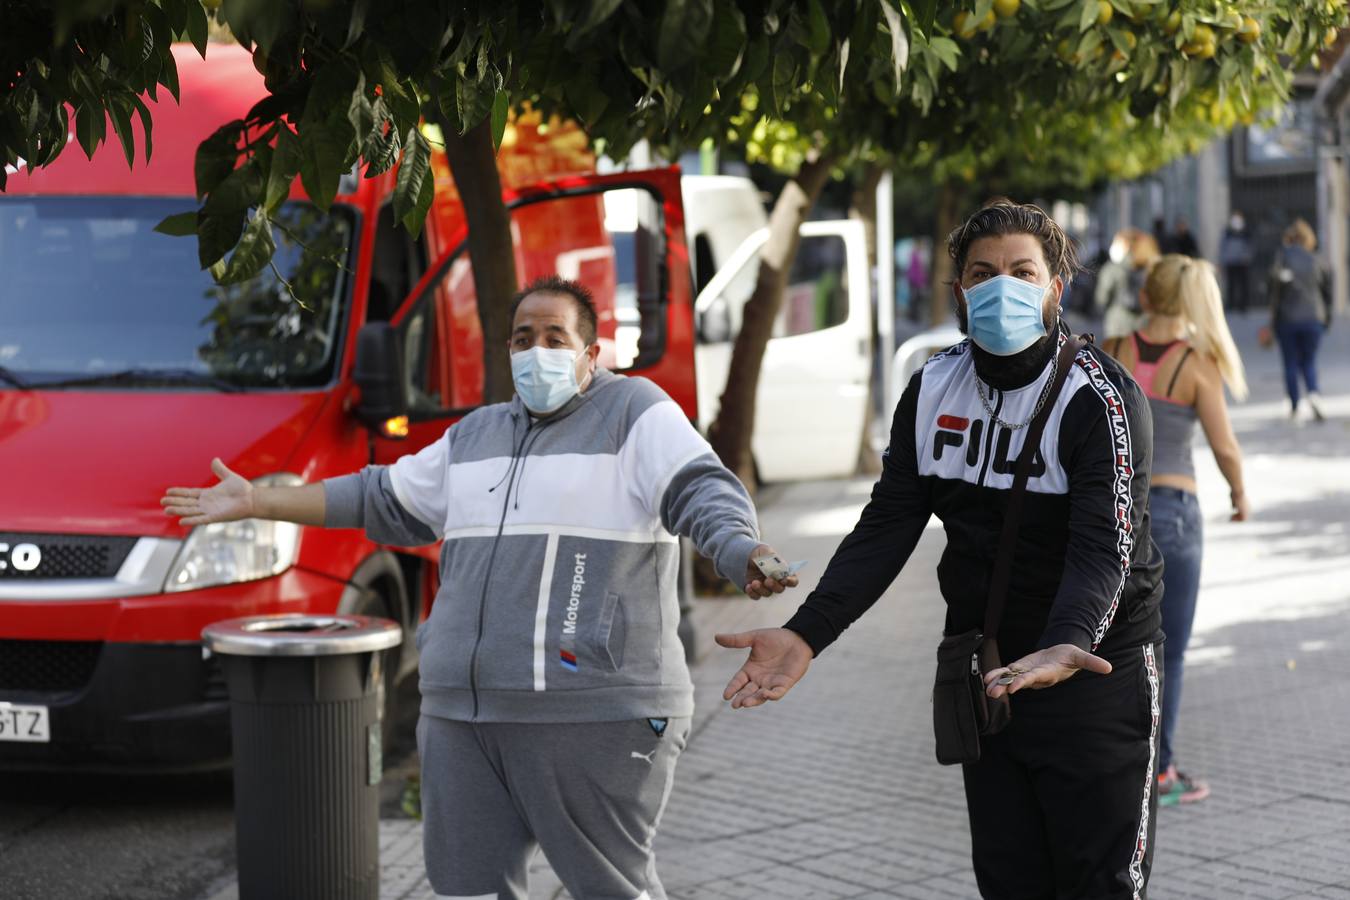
[[503, 388, 594, 508], [489, 414, 530, 494], [511, 427, 549, 510]]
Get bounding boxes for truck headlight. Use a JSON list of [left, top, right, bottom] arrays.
[[163, 473, 304, 593]]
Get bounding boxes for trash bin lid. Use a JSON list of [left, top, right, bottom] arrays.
[[202, 614, 402, 657]]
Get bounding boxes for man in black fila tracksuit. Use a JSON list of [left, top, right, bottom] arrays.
[[718, 202, 1166, 899]]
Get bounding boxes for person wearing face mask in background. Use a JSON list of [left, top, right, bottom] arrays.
[[1096, 227, 1162, 339], [162, 275, 797, 900], [1220, 211, 1254, 314], [717, 202, 1165, 899]]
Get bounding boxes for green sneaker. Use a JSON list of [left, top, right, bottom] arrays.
[[1158, 764, 1210, 806]]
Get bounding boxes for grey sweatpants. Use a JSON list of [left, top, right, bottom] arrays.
[[416, 714, 691, 900]]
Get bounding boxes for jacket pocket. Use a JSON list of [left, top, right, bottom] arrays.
[[593, 591, 625, 671]]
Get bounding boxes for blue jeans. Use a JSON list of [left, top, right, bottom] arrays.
[[1150, 487, 1203, 771], [1275, 321, 1324, 406]]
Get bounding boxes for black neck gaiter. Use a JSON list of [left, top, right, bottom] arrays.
[[971, 323, 1061, 392]]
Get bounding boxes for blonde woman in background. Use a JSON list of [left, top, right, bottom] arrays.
[[1267, 219, 1332, 422], [1103, 254, 1249, 807]]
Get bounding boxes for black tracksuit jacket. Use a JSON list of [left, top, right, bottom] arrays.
[[786, 332, 1164, 664]]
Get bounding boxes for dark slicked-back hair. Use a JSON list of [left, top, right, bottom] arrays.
[[509, 276, 599, 344], [947, 201, 1080, 282]]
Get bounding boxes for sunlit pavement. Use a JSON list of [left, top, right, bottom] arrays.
[[208, 317, 1350, 899]]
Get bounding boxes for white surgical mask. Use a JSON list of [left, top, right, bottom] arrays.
[[511, 346, 586, 414]]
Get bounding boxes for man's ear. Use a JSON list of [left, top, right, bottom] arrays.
[[582, 342, 601, 373]]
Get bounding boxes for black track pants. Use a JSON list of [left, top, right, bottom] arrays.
[[962, 642, 1161, 900]]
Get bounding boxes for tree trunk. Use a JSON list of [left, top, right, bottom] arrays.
[[849, 162, 885, 477], [707, 150, 836, 487], [440, 116, 518, 404], [929, 181, 965, 327]]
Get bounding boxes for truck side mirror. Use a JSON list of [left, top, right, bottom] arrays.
[[352, 323, 408, 433]]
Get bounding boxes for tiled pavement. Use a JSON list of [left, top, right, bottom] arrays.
[[215, 318, 1350, 899]]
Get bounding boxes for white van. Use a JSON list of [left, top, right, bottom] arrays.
[[684, 175, 872, 482]]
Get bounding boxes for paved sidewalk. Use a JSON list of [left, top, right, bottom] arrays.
[[210, 317, 1350, 899]]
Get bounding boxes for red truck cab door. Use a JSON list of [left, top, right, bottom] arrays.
[[369, 167, 696, 463]]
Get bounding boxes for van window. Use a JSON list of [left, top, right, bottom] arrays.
[[778, 232, 850, 337], [391, 184, 668, 420], [511, 187, 665, 370], [692, 233, 716, 299], [368, 203, 427, 322], [402, 255, 477, 413], [0, 197, 355, 388]]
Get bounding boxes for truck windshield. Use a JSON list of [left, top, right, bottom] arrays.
[[0, 197, 354, 389]]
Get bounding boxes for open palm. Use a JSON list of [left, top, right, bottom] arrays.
[[715, 628, 813, 709], [161, 458, 255, 526], [982, 643, 1113, 699]]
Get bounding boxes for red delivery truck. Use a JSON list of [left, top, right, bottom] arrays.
[[0, 44, 698, 769]]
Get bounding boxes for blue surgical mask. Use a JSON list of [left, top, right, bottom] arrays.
[[511, 346, 585, 414], [962, 275, 1051, 356]]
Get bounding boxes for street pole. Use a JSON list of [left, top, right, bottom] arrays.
[[1314, 51, 1350, 315], [876, 169, 896, 418]]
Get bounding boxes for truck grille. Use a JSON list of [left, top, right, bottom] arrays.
[[0, 639, 103, 692], [0, 533, 137, 580]]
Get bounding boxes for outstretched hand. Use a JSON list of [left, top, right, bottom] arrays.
[[743, 543, 800, 599], [982, 643, 1112, 698], [161, 458, 255, 526], [715, 628, 813, 709]]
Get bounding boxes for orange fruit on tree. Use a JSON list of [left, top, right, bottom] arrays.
[[953, 10, 978, 38], [1097, 1, 1114, 26], [1182, 39, 1215, 59], [1056, 37, 1081, 64], [1163, 10, 1182, 35], [994, 0, 1021, 17], [978, 9, 998, 31], [1237, 17, 1261, 43]]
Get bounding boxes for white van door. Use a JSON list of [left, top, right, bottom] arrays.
[[695, 219, 871, 482]]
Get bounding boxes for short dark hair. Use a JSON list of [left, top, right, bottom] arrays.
[[947, 201, 1080, 282], [509, 276, 599, 344]]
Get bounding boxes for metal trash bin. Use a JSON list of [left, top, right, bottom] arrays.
[[203, 614, 402, 900]]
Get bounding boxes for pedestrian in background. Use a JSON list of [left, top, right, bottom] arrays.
[[718, 202, 1165, 899], [1219, 211, 1254, 313], [1171, 217, 1200, 258], [1102, 254, 1249, 807], [907, 241, 930, 322], [1267, 219, 1332, 422], [164, 276, 797, 900], [1096, 227, 1160, 338]]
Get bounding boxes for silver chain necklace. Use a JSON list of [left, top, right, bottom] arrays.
[[976, 349, 1059, 431]]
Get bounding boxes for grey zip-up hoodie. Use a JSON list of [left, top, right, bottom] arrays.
[[323, 369, 760, 723]]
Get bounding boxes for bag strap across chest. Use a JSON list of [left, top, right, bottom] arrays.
[[983, 334, 1088, 643]]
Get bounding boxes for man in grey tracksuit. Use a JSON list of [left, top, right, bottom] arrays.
[[163, 276, 793, 899]]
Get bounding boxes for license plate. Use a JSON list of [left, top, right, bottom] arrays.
[[0, 702, 50, 742]]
